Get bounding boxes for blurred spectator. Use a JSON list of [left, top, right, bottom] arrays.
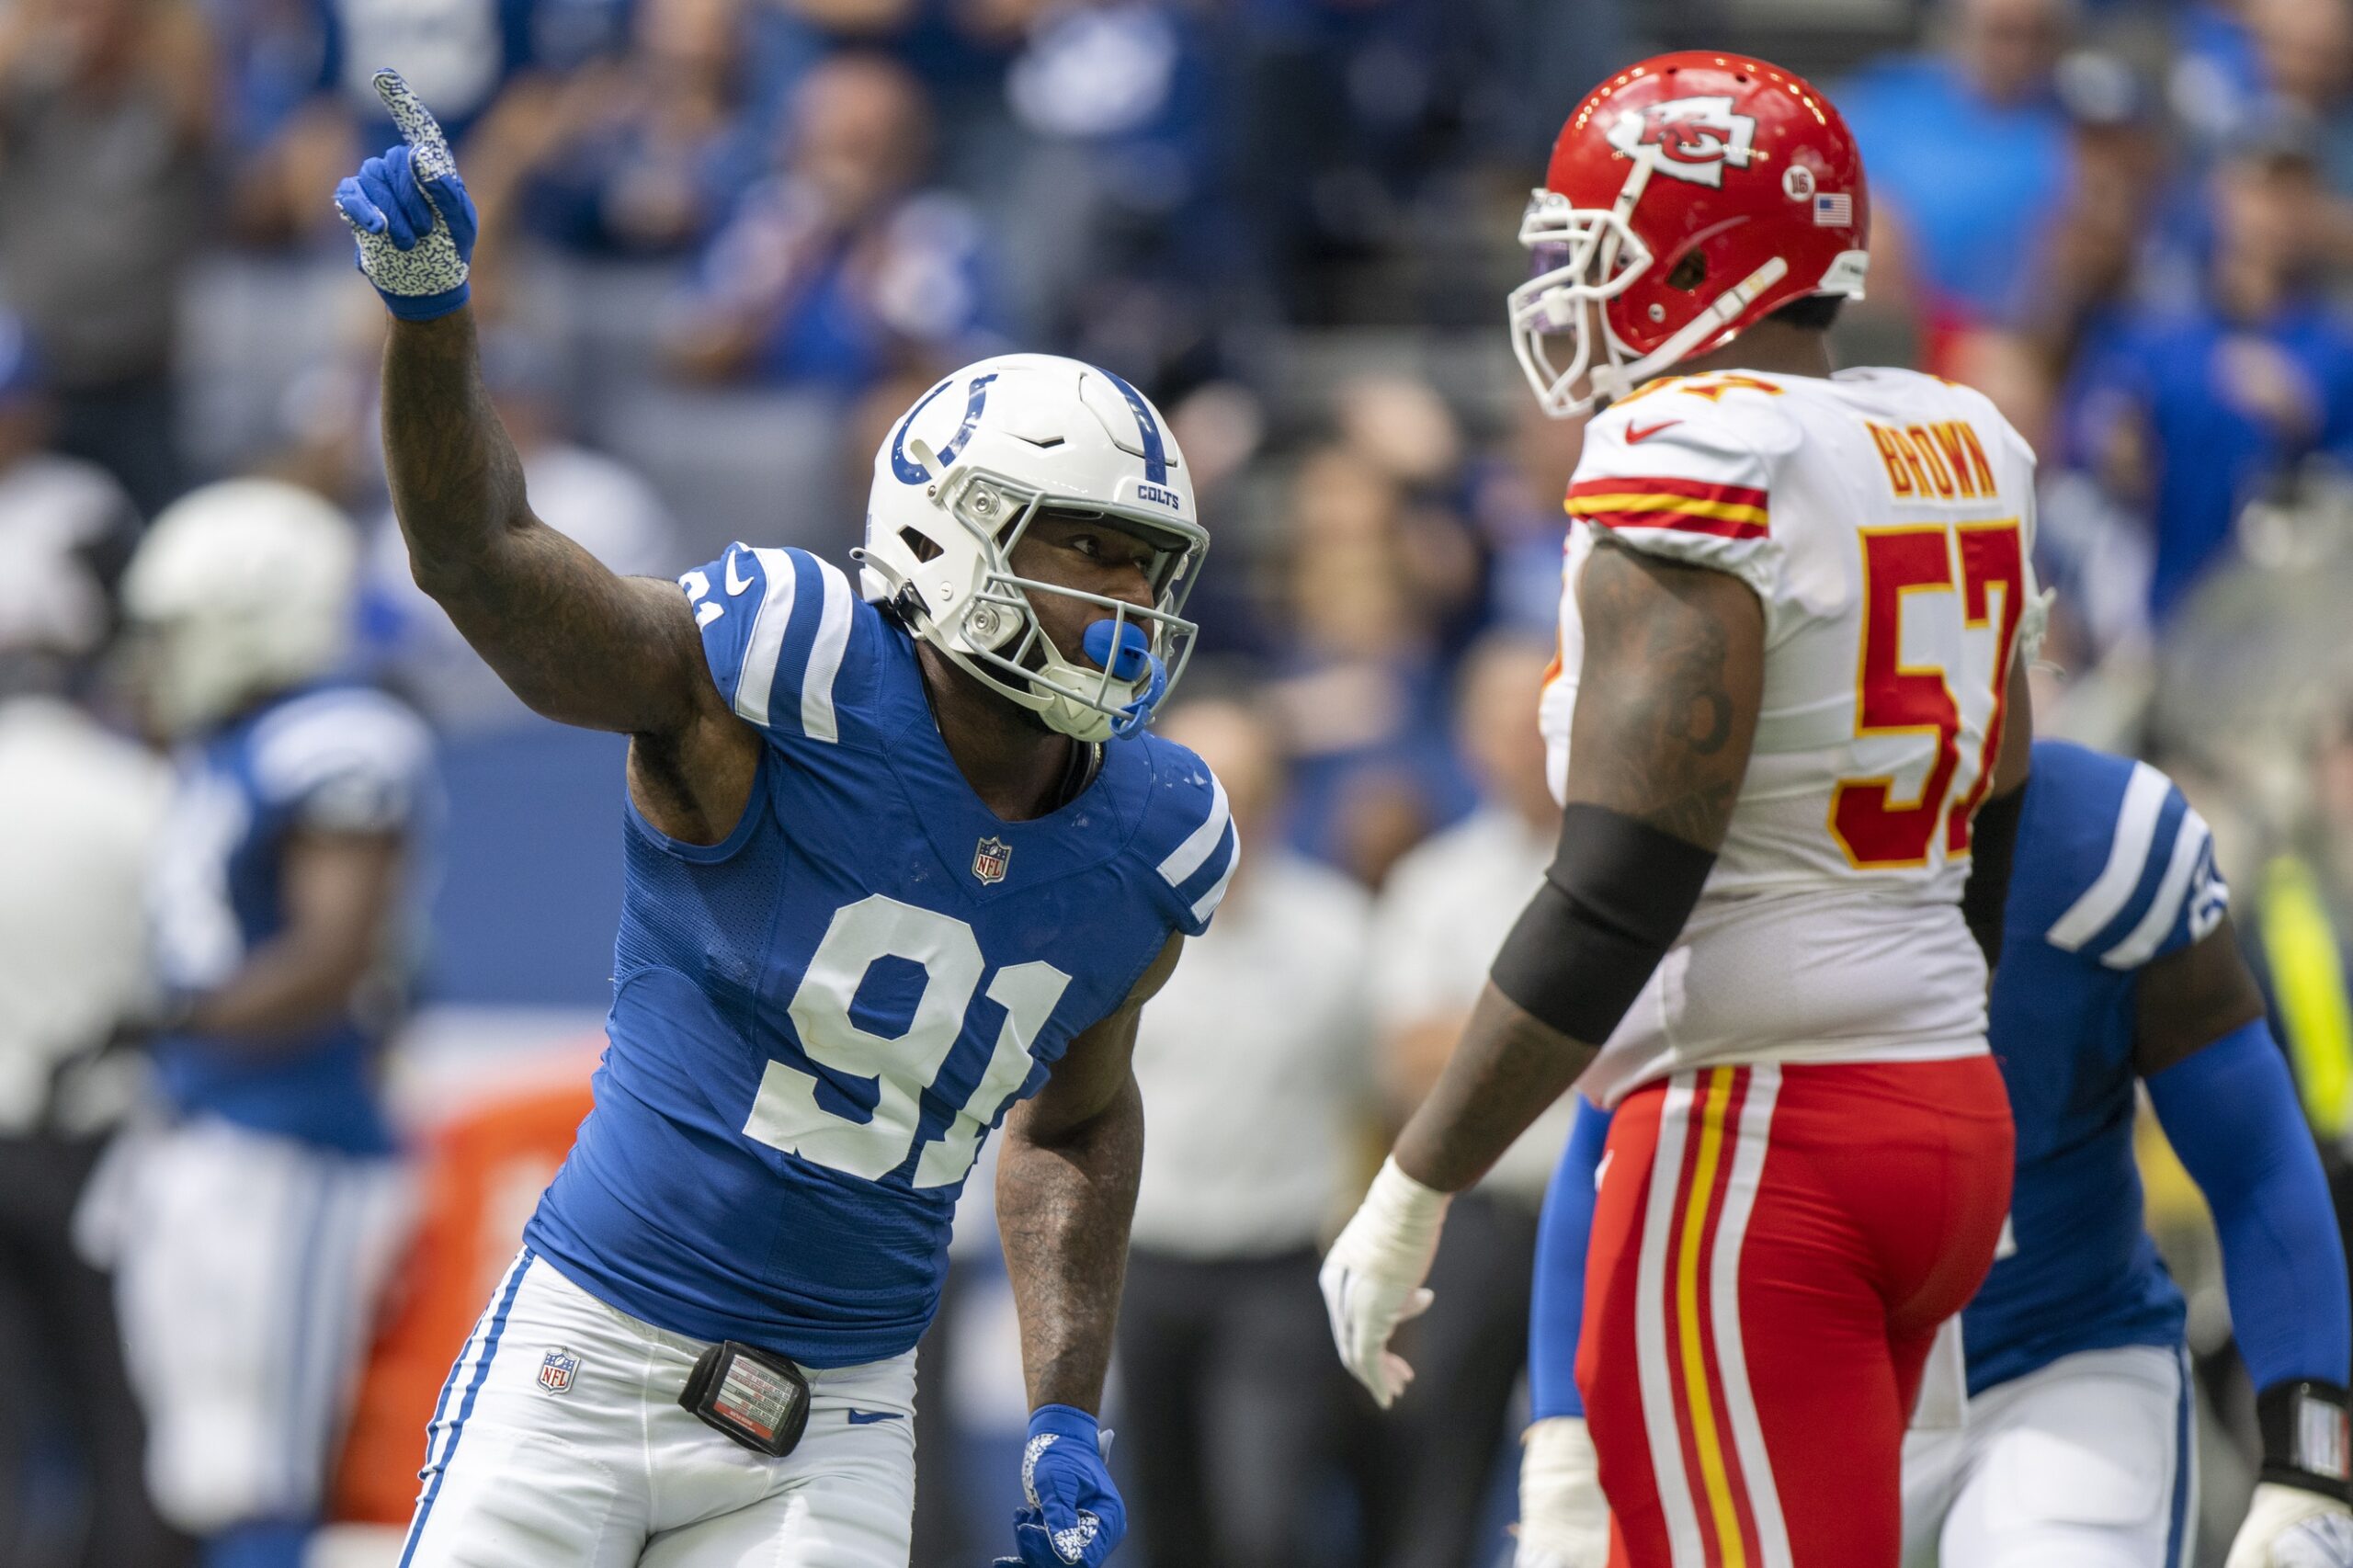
[[2063, 136, 2353, 625], [0, 405, 183, 1568], [364, 331, 681, 728], [1118, 695, 1375, 1568], [466, 0, 770, 262], [1364, 631, 1572, 1568], [89, 481, 426, 1568], [1837, 0, 2075, 335], [323, 0, 608, 151], [1266, 445, 1475, 885], [215, 0, 355, 250], [987, 0, 1222, 378], [1463, 396, 1578, 638], [0, 313, 143, 636], [0, 0, 212, 514], [2246, 0, 2353, 190], [1333, 372, 1494, 653], [662, 51, 994, 392]]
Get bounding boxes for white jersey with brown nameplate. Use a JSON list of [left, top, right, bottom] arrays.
[[1540, 368, 2040, 1107]]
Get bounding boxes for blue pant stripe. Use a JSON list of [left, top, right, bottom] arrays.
[[397, 1247, 535, 1568], [2165, 1345, 2194, 1568]]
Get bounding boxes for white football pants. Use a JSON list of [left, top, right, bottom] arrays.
[[1903, 1344, 2196, 1568], [399, 1249, 919, 1568], [77, 1114, 413, 1534]]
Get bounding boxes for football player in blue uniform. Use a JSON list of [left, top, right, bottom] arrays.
[[335, 71, 1236, 1568], [1513, 740, 2353, 1568], [95, 478, 432, 1568]]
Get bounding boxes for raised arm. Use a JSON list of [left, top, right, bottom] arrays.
[[337, 73, 708, 738], [380, 308, 709, 737]]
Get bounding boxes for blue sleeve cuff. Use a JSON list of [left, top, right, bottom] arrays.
[[2146, 1017, 2351, 1390], [381, 280, 471, 322], [1530, 1096, 1612, 1421], [1028, 1404, 1099, 1441]]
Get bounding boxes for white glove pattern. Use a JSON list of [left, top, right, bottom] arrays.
[[332, 71, 478, 319]]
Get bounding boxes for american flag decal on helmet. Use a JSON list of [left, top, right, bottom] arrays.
[[1813, 192, 1853, 228]]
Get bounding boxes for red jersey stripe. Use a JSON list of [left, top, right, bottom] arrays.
[[1569, 474, 1768, 510]]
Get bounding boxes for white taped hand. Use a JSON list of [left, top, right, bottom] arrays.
[[1517, 1415, 1611, 1568], [1320, 1156, 1449, 1408], [2228, 1485, 2353, 1568]]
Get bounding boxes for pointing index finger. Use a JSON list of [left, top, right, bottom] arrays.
[[372, 69, 455, 183]]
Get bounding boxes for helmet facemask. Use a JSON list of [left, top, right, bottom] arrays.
[[858, 450, 1206, 744], [1508, 187, 1658, 419], [1508, 157, 1794, 419]]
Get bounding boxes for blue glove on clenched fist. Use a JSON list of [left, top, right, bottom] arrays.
[[995, 1405, 1125, 1568], [333, 70, 478, 321]]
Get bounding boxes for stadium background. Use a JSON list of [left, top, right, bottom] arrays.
[[6, 0, 2353, 1562]]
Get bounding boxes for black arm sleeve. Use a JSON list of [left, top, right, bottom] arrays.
[[1961, 785, 2024, 968], [1489, 802, 1717, 1044]]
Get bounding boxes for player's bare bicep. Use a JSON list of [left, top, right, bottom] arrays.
[[1564, 540, 1765, 850]]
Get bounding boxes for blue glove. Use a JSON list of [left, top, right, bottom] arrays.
[[332, 70, 478, 321], [995, 1404, 1125, 1568]]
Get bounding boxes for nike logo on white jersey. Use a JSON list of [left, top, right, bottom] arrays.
[[725, 551, 753, 597]]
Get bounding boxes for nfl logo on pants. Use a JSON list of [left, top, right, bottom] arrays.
[[972, 836, 1012, 885], [538, 1348, 580, 1395]]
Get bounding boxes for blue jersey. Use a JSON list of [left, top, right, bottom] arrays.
[[525, 545, 1237, 1368], [148, 684, 437, 1154], [1962, 739, 2229, 1393]]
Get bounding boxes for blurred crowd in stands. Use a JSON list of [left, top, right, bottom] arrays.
[[10, 0, 2353, 1562]]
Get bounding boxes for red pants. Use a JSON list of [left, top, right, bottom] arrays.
[[1575, 1058, 2012, 1568]]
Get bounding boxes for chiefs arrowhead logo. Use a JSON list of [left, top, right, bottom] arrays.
[[1607, 96, 1758, 188]]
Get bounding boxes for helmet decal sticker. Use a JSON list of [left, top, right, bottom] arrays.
[[888, 376, 956, 483], [1605, 96, 1758, 187], [1097, 368, 1170, 483], [931, 372, 1000, 472]]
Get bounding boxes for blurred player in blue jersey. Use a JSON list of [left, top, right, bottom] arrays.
[[1516, 740, 2353, 1568], [334, 71, 1235, 1568], [94, 479, 432, 1568]]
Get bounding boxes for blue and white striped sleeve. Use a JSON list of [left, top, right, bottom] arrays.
[[249, 688, 436, 834], [1152, 767, 1238, 937], [680, 543, 858, 744], [2044, 761, 2229, 970]]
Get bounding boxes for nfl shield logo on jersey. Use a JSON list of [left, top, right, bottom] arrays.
[[538, 1347, 581, 1395], [972, 836, 1012, 885]]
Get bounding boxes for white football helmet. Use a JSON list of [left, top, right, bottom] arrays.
[[122, 478, 359, 738], [857, 353, 1208, 744]]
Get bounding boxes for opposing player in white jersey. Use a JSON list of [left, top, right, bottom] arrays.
[[1323, 52, 2038, 1568], [333, 73, 1233, 1568], [1520, 741, 2353, 1568], [93, 480, 429, 1568]]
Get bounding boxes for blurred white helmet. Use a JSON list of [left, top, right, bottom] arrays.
[[122, 478, 358, 737], [857, 353, 1208, 744]]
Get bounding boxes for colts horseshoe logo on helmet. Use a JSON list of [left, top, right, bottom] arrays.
[[1606, 96, 1758, 187]]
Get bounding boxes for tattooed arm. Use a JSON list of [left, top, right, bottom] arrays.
[[382, 312, 756, 841], [1392, 540, 1765, 1191], [996, 933, 1182, 1413]]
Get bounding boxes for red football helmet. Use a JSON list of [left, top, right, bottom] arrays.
[[1508, 51, 1870, 417]]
